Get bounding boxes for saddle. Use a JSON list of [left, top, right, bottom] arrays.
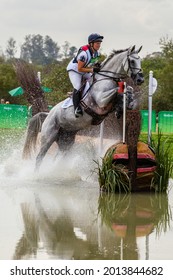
[[62, 80, 134, 124]]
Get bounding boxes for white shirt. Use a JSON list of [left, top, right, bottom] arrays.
[[67, 47, 99, 73]]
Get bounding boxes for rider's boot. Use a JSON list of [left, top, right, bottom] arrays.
[[72, 89, 83, 118]]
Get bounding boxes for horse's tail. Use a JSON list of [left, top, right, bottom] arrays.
[[22, 112, 48, 159]]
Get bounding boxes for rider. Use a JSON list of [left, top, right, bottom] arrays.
[[67, 33, 104, 117]]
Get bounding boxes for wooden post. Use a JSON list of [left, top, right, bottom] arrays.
[[126, 110, 141, 190]]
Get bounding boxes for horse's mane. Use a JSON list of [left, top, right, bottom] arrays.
[[101, 48, 129, 67]]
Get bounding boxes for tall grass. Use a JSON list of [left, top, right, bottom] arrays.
[[149, 131, 173, 192], [94, 148, 131, 193]]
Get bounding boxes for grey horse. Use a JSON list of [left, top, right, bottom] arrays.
[[22, 45, 144, 169]]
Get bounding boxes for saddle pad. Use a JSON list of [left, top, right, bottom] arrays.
[[61, 97, 73, 108]]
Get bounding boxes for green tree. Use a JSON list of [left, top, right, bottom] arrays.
[[20, 35, 31, 62], [5, 37, 17, 59], [42, 62, 72, 105], [61, 41, 77, 59], [140, 36, 173, 112], [69, 46, 77, 58], [44, 35, 61, 64], [20, 34, 61, 65], [0, 60, 20, 103], [155, 37, 173, 111], [140, 55, 166, 111], [159, 36, 173, 59], [20, 34, 45, 64]]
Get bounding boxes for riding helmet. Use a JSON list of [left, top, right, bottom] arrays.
[[88, 33, 104, 43]]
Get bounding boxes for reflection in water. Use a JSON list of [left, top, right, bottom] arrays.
[[13, 204, 38, 260], [13, 192, 102, 260], [98, 193, 172, 260], [13, 187, 172, 260]]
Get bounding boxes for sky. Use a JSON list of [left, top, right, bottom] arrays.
[[0, 0, 173, 58]]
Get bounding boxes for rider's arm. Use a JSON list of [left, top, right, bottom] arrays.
[[78, 60, 93, 73], [77, 51, 93, 73]]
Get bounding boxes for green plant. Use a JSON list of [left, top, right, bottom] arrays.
[[150, 131, 173, 192], [94, 148, 131, 193]]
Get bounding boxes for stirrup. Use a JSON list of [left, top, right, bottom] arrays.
[[74, 106, 83, 118]]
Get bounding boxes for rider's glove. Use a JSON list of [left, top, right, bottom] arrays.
[[94, 62, 101, 67], [93, 66, 100, 73]]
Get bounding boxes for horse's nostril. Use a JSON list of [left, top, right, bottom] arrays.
[[136, 73, 144, 85]]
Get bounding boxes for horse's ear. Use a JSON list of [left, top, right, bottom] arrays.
[[137, 46, 142, 53], [130, 45, 136, 53]]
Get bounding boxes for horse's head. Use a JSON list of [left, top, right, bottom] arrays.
[[125, 45, 144, 85]]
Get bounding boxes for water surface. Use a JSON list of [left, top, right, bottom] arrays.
[[0, 129, 173, 260]]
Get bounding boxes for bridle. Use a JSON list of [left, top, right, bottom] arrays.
[[125, 53, 143, 80], [80, 50, 143, 122], [95, 52, 142, 82], [94, 70, 126, 81]]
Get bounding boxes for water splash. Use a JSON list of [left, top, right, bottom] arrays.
[[0, 134, 107, 185]]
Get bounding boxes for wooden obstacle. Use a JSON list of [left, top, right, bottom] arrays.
[[101, 110, 157, 192]]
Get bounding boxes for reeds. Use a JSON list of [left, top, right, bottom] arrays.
[[94, 148, 131, 193], [150, 131, 173, 192]]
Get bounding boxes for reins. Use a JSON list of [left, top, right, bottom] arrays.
[[95, 70, 127, 81]]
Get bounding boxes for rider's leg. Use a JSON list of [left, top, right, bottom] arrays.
[[73, 89, 83, 117], [73, 73, 91, 117], [68, 71, 83, 117]]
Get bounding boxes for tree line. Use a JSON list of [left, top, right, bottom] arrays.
[[1, 34, 77, 64], [0, 34, 173, 112]]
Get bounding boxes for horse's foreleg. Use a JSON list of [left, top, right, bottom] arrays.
[[35, 144, 50, 171], [35, 133, 57, 171]]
